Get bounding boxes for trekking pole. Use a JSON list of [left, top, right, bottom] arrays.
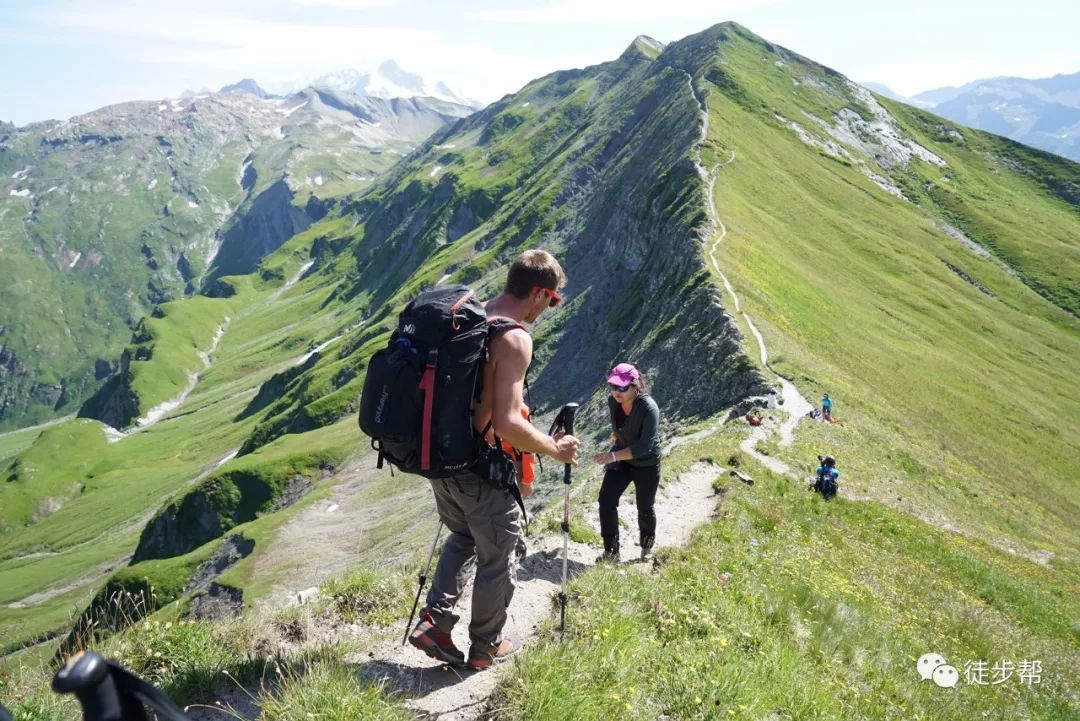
[[549, 402, 579, 633], [52, 651, 124, 721], [53, 650, 193, 720], [402, 520, 444, 645]]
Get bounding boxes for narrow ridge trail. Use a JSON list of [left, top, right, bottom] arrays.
[[682, 71, 813, 477]]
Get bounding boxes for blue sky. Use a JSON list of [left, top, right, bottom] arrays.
[[2, 0, 1078, 126]]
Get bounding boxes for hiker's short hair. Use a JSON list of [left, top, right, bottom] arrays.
[[505, 250, 566, 299]]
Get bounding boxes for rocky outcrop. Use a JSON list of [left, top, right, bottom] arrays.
[[184, 534, 254, 620], [58, 533, 254, 656], [132, 489, 225, 563], [0, 347, 74, 428], [203, 179, 316, 283], [131, 467, 315, 563], [0, 348, 33, 424], [77, 349, 139, 429], [188, 582, 244, 620]]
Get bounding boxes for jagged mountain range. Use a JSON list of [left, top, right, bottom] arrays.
[[865, 71, 1080, 162], [0, 87, 471, 429]]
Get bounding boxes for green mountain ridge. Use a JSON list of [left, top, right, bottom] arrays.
[[1, 21, 1078, 719], [0, 88, 472, 430]]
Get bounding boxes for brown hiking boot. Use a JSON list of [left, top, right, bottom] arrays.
[[467, 636, 521, 671], [408, 610, 465, 665]]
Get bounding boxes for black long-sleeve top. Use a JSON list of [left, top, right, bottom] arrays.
[[608, 394, 661, 467]]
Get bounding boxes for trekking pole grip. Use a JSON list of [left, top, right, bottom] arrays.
[[52, 651, 122, 721], [558, 403, 578, 485]]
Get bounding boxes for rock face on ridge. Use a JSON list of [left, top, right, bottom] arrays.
[[238, 28, 771, 454]]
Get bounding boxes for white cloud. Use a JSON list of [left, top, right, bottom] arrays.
[[36, 1, 570, 103], [287, 0, 396, 7], [43, 4, 436, 72], [477, 0, 777, 24]]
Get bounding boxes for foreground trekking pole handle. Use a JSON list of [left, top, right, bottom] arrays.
[[52, 651, 122, 721], [402, 520, 444, 646]]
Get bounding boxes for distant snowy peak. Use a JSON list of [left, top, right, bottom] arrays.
[[312, 60, 482, 108]]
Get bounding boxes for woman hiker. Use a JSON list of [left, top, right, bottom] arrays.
[[592, 362, 662, 562]]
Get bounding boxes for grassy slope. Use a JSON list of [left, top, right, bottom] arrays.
[[0, 128, 252, 428], [501, 437, 1080, 720], [702, 30, 1079, 556], [494, 24, 1080, 720], [0, 222, 364, 649]]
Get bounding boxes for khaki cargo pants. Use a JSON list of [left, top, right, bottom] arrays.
[[424, 471, 522, 647]]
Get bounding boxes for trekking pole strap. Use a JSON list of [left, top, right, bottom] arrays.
[[109, 661, 192, 721]]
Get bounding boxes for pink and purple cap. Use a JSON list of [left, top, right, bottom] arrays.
[[607, 362, 639, 387]]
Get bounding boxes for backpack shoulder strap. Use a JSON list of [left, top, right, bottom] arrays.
[[486, 316, 526, 335]]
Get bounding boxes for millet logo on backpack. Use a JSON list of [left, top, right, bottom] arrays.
[[374, 385, 390, 425]]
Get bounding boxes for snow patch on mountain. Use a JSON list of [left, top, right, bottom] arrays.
[[312, 60, 481, 108], [278, 99, 309, 117]]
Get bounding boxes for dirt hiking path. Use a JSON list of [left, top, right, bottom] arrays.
[[351, 462, 723, 720]]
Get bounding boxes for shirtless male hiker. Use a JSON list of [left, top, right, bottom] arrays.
[[408, 249, 581, 670]]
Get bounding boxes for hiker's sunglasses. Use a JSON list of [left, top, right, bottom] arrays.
[[534, 286, 562, 308], [609, 382, 633, 393]]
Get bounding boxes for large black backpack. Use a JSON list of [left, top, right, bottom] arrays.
[[359, 284, 512, 478]]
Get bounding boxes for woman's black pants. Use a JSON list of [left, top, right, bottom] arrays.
[[598, 461, 661, 553]]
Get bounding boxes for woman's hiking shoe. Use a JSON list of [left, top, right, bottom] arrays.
[[639, 534, 655, 560], [596, 538, 620, 564], [467, 636, 521, 671], [595, 548, 620, 564], [408, 610, 465, 665]]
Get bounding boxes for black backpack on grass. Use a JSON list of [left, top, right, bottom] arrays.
[[815, 466, 839, 500], [359, 284, 519, 479]]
